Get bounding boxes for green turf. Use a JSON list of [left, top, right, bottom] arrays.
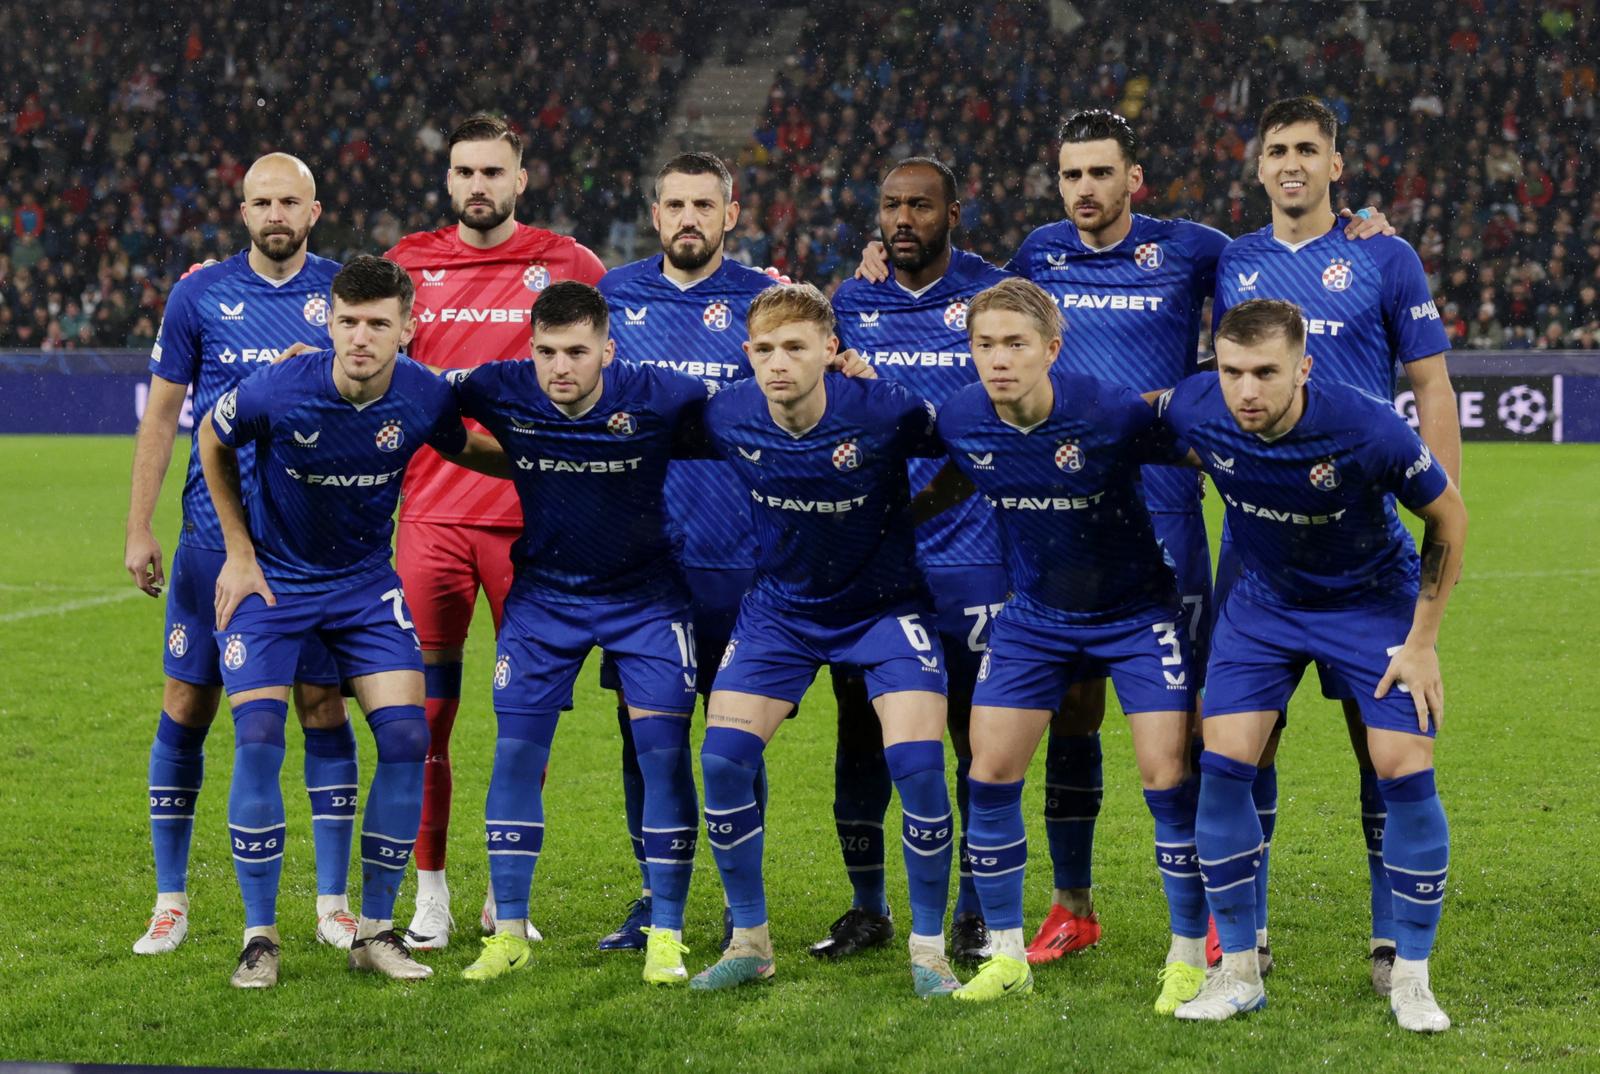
[[1, 436, 1597, 1072]]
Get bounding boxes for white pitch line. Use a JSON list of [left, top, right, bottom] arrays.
[[0, 589, 146, 624], [1467, 568, 1600, 581]]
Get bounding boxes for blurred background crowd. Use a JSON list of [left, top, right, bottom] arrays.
[[2, 0, 1596, 351]]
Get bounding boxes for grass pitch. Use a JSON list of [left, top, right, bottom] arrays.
[[1, 436, 1597, 1072]]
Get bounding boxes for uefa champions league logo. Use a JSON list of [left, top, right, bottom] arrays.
[[977, 649, 991, 683], [493, 653, 511, 689], [1134, 243, 1164, 271], [523, 264, 551, 292], [607, 412, 637, 437], [1309, 458, 1341, 490], [832, 440, 862, 471], [1055, 440, 1085, 472], [167, 624, 188, 659], [303, 295, 329, 325], [943, 301, 968, 331], [719, 640, 738, 671], [375, 420, 404, 452], [702, 301, 732, 332], [222, 634, 247, 671]]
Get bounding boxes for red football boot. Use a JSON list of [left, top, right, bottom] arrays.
[[1025, 904, 1102, 964]]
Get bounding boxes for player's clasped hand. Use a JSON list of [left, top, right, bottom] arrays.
[[272, 341, 321, 363], [124, 530, 165, 597], [214, 554, 275, 631], [1375, 640, 1443, 733], [830, 348, 877, 379]]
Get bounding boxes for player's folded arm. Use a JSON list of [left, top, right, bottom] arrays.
[[910, 459, 976, 526], [439, 427, 511, 479]]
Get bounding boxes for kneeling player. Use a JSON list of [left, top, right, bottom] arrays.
[[690, 285, 959, 997], [447, 282, 707, 986], [925, 279, 1206, 1008], [1156, 299, 1465, 1031], [198, 256, 504, 987]]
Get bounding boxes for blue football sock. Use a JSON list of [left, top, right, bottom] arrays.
[[952, 751, 981, 918], [885, 740, 953, 937], [149, 712, 207, 894], [1044, 731, 1103, 890], [360, 705, 429, 921], [632, 715, 698, 931], [1251, 763, 1278, 933], [701, 725, 767, 928], [833, 736, 892, 916], [616, 698, 648, 890], [1144, 780, 1207, 940], [965, 778, 1027, 931], [1195, 751, 1262, 955], [1379, 769, 1449, 961], [303, 721, 357, 898], [482, 711, 558, 922], [228, 699, 288, 929], [1360, 767, 1396, 943]]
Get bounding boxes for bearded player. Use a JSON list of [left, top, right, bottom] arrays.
[[387, 114, 605, 947]]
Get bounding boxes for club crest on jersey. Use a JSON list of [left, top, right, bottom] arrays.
[[216, 388, 238, 425], [375, 420, 404, 452], [222, 634, 247, 671], [1054, 439, 1085, 472], [702, 301, 732, 332], [523, 263, 551, 292], [1134, 243, 1164, 271], [421, 269, 447, 286], [718, 640, 738, 671], [1309, 457, 1341, 490], [607, 412, 637, 437], [303, 295, 329, 326], [944, 300, 968, 331], [219, 300, 245, 321], [493, 653, 511, 690], [832, 440, 862, 471], [977, 649, 992, 682], [858, 311, 880, 328], [625, 306, 648, 325], [1322, 258, 1354, 292], [167, 624, 189, 659]]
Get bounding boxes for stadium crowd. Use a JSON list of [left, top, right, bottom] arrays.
[[0, 0, 708, 349], [2, 0, 1598, 351]]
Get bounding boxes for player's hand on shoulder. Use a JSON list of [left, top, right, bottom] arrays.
[[1375, 640, 1443, 733], [855, 241, 889, 283], [830, 347, 877, 379], [273, 341, 321, 363], [1340, 207, 1397, 240], [762, 266, 794, 285], [124, 529, 165, 597], [214, 554, 275, 631], [179, 259, 221, 280]]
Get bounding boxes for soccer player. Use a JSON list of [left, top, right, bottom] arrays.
[[444, 281, 710, 987], [197, 256, 504, 987], [1212, 96, 1460, 991], [386, 114, 605, 948], [920, 278, 1206, 1011], [124, 152, 360, 955], [595, 152, 777, 952], [1156, 299, 1464, 1032], [823, 156, 1011, 964], [689, 285, 959, 998]]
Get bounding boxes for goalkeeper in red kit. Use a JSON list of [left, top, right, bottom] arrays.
[[386, 114, 605, 948]]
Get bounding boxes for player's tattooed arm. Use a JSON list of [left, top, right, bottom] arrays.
[[197, 410, 276, 629], [910, 459, 976, 525], [1376, 482, 1467, 732], [441, 428, 511, 478]]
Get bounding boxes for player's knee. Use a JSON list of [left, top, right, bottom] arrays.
[[293, 683, 348, 730], [1137, 756, 1187, 792], [496, 711, 560, 749], [369, 705, 430, 764], [701, 725, 764, 794], [631, 714, 690, 755], [232, 698, 288, 750], [163, 679, 222, 726], [884, 739, 945, 781]]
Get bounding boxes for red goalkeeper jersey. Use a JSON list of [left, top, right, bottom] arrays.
[[387, 223, 605, 526]]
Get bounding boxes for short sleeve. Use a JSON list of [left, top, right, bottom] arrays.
[[893, 384, 943, 458], [1002, 234, 1031, 277], [1377, 414, 1450, 510], [149, 281, 203, 385], [445, 363, 491, 424], [1210, 245, 1238, 334], [570, 243, 607, 286], [1379, 241, 1452, 363], [1184, 222, 1231, 305], [1117, 385, 1189, 466], [210, 368, 271, 448]]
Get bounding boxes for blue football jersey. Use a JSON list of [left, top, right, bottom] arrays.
[[833, 247, 1011, 568], [1157, 374, 1449, 608], [1006, 214, 1228, 513], [452, 358, 708, 604], [149, 250, 341, 551], [599, 256, 776, 571], [703, 376, 939, 620], [937, 368, 1183, 621], [210, 353, 467, 593], [1213, 222, 1451, 400]]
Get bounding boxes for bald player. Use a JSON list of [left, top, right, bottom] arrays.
[[127, 153, 360, 955]]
